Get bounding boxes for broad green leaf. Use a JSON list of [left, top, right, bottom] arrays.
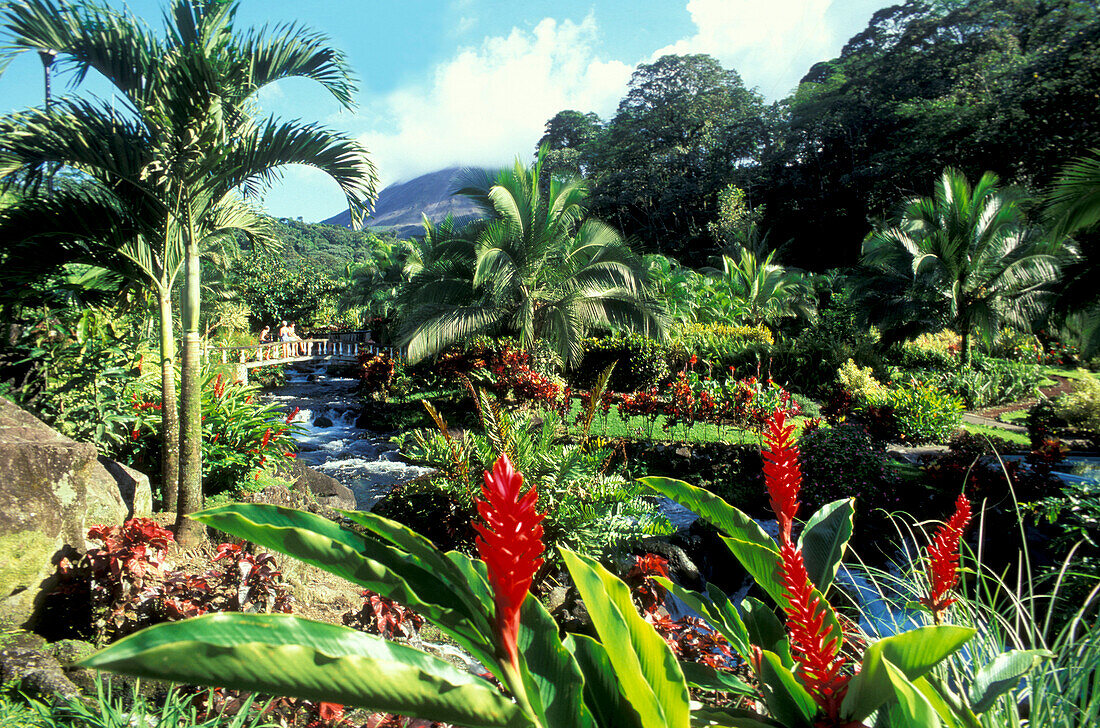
[[690, 706, 782, 727], [679, 661, 755, 697], [566, 634, 645, 728], [796, 499, 854, 594], [190, 503, 497, 669], [561, 549, 691, 728], [652, 577, 751, 657], [741, 597, 791, 667], [913, 676, 974, 728], [517, 595, 595, 728], [842, 626, 976, 722], [79, 613, 524, 728], [720, 535, 784, 606], [757, 650, 816, 728], [968, 649, 1053, 713], [883, 659, 941, 728], [641, 477, 776, 550]]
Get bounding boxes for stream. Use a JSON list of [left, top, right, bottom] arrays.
[[265, 364, 432, 510]]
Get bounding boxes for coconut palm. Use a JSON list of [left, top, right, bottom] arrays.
[[699, 247, 815, 327], [398, 154, 666, 367], [1, 0, 376, 541], [859, 168, 1069, 365]]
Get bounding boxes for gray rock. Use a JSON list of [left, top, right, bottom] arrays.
[[291, 463, 357, 510], [0, 397, 147, 628], [98, 457, 153, 518], [312, 415, 334, 428], [0, 634, 84, 701]]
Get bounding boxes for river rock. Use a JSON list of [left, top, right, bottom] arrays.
[[0, 631, 83, 701], [312, 414, 334, 428], [291, 463, 357, 510], [0, 397, 151, 628]]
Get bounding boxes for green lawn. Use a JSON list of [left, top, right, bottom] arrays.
[[962, 422, 1030, 447], [563, 399, 813, 446]]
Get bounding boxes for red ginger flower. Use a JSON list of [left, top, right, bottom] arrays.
[[762, 409, 802, 543], [779, 540, 849, 720], [920, 494, 972, 623], [473, 454, 546, 673]]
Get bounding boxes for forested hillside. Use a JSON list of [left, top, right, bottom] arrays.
[[540, 0, 1100, 269]]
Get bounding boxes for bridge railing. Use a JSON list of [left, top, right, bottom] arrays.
[[202, 338, 404, 366]]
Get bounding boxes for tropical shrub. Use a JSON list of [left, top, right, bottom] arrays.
[[1054, 372, 1100, 433], [578, 332, 670, 391], [894, 330, 960, 371], [886, 379, 964, 444], [798, 424, 902, 516], [836, 358, 887, 405], [901, 355, 1042, 409], [667, 322, 773, 364]]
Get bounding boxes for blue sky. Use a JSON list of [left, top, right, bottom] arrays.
[[0, 0, 891, 222]]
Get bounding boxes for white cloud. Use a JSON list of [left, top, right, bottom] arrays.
[[654, 0, 841, 98], [358, 15, 631, 186]]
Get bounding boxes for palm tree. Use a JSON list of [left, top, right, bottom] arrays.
[[1047, 149, 1100, 356], [398, 154, 666, 367], [1, 0, 377, 542], [699, 247, 815, 327], [859, 169, 1068, 365]]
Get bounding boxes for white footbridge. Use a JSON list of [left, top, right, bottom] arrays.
[[203, 330, 402, 385]]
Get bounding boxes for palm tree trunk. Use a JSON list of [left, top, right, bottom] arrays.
[[176, 225, 204, 544], [156, 286, 180, 512], [960, 328, 971, 367]]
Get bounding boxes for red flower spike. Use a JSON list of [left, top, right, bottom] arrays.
[[286, 407, 300, 425], [920, 494, 972, 622], [762, 409, 802, 543], [260, 428, 272, 450], [779, 540, 850, 720], [473, 454, 546, 674]]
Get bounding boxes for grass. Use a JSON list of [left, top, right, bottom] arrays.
[[963, 421, 1030, 447], [1000, 409, 1029, 423], [561, 399, 802, 445]]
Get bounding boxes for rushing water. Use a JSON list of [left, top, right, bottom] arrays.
[[264, 364, 433, 510]]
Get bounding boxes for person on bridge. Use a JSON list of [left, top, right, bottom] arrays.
[[279, 320, 291, 357], [289, 322, 304, 355], [258, 325, 271, 343]]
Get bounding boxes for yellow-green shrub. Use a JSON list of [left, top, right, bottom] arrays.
[[1055, 373, 1100, 433], [837, 358, 886, 405]]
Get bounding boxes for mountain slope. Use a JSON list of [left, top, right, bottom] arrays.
[[321, 167, 489, 238]]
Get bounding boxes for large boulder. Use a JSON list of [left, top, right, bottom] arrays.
[[290, 462, 357, 510], [0, 397, 152, 628]]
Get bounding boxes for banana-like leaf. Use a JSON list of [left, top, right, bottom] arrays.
[[517, 595, 595, 728], [741, 598, 791, 667], [78, 613, 525, 728], [561, 549, 691, 728], [968, 649, 1053, 713], [883, 659, 942, 728], [796, 499, 854, 594], [756, 650, 816, 728], [679, 661, 755, 697], [640, 477, 775, 550], [842, 625, 976, 722], [190, 504, 498, 669], [566, 634, 646, 728], [690, 706, 782, 727], [652, 577, 751, 658], [719, 535, 783, 606]]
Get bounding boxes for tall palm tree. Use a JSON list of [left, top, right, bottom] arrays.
[[1047, 149, 1100, 356], [398, 154, 666, 367], [1, 0, 377, 542], [860, 169, 1068, 365], [699, 247, 815, 327]]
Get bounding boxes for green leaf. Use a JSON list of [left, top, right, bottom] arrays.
[[190, 503, 498, 669], [517, 594, 595, 728], [679, 661, 755, 697], [561, 549, 691, 728], [652, 577, 751, 658], [79, 613, 524, 728], [756, 650, 816, 728], [883, 659, 942, 728], [566, 634, 646, 728], [968, 649, 1053, 713], [690, 706, 782, 727], [741, 598, 791, 667], [796, 499, 854, 594], [719, 535, 784, 607], [842, 625, 976, 722]]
